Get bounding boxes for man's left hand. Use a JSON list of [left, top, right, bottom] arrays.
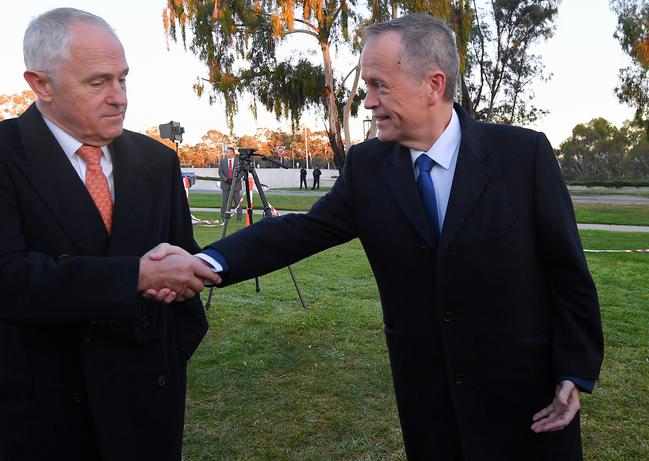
[[531, 380, 580, 433]]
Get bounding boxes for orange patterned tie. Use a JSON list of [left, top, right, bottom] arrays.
[[77, 145, 113, 234]]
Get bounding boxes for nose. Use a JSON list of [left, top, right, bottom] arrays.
[[364, 87, 377, 110], [107, 79, 127, 107]]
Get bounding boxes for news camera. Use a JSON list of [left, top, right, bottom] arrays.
[[159, 121, 185, 144]]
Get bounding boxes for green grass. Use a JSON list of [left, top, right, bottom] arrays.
[[189, 193, 320, 212], [182, 222, 649, 460], [570, 188, 649, 198], [574, 204, 649, 226], [191, 192, 649, 227]]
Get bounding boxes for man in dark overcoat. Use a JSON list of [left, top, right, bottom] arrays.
[[0, 8, 219, 461], [152, 13, 604, 461]]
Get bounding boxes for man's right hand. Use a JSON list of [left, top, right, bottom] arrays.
[[138, 243, 221, 303]]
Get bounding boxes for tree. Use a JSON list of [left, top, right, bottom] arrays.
[[558, 118, 627, 179], [163, 0, 365, 170], [610, 0, 649, 132], [0, 91, 36, 121], [465, 0, 559, 125]]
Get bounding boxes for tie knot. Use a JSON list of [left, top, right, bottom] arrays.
[[415, 154, 434, 173], [77, 145, 103, 166]]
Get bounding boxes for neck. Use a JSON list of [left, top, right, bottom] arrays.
[[410, 101, 454, 152]]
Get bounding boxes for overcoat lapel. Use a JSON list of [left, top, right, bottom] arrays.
[[16, 105, 109, 255], [439, 106, 490, 252], [385, 143, 436, 247], [106, 134, 155, 256]]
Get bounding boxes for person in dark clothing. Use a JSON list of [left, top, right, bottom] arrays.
[[299, 167, 308, 189], [312, 167, 322, 189]]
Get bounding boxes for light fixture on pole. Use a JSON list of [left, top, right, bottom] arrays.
[[363, 117, 372, 140]]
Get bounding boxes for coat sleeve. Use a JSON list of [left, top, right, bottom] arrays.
[[532, 132, 604, 382], [207, 147, 360, 286]]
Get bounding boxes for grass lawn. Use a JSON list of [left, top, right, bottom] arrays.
[[183, 221, 649, 460], [189, 193, 320, 212], [190, 192, 649, 227], [573, 204, 649, 226]]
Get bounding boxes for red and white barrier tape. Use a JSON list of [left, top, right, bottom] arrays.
[[584, 248, 649, 253]]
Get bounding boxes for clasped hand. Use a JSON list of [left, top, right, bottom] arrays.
[[138, 243, 221, 303]]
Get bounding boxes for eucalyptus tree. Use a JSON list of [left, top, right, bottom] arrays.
[[466, 0, 560, 125], [163, 0, 364, 170], [610, 0, 649, 133]]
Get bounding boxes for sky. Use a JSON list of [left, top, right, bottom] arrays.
[[0, 0, 636, 148]]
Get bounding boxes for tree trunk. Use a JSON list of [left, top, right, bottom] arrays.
[[343, 58, 362, 150], [321, 41, 346, 171]]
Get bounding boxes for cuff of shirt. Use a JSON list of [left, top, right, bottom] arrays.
[[559, 376, 595, 393], [196, 248, 230, 273]]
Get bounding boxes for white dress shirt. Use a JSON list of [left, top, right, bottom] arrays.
[[410, 108, 461, 232], [42, 115, 115, 200]]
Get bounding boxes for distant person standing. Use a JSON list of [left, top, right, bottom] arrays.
[[218, 147, 243, 221], [312, 167, 322, 189], [299, 167, 308, 189]]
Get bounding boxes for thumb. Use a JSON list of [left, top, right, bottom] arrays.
[[147, 243, 173, 261], [557, 381, 574, 406]]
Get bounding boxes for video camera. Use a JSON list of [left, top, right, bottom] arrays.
[[159, 121, 185, 143]]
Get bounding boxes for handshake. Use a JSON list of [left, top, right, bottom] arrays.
[[137, 243, 222, 304]]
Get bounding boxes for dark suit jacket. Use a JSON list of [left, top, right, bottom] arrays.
[[206, 106, 603, 460], [218, 157, 242, 191], [0, 104, 208, 461]]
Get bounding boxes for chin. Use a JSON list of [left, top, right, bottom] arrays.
[[376, 130, 396, 143]]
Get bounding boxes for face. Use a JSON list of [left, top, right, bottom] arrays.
[[40, 22, 128, 146], [226, 148, 235, 158], [361, 31, 435, 150]]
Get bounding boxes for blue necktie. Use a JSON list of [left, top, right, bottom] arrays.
[[415, 154, 440, 237]]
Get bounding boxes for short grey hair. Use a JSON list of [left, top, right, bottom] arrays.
[[23, 8, 117, 76], [364, 13, 460, 102]]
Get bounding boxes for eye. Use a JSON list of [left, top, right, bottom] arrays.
[[90, 80, 104, 88]]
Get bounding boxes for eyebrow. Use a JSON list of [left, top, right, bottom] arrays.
[[87, 68, 130, 80]]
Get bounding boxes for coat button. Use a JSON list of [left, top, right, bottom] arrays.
[[83, 336, 92, 344], [454, 373, 464, 384], [158, 375, 167, 387], [442, 312, 454, 322], [140, 315, 150, 328], [420, 245, 432, 256], [71, 392, 82, 403]]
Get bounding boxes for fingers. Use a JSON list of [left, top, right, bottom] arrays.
[[139, 251, 221, 301], [145, 243, 190, 261], [191, 256, 222, 286], [531, 382, 581, 433], [557, 380, 576, 405]]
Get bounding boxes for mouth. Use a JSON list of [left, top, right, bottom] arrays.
[[374, 115, 389, 125]]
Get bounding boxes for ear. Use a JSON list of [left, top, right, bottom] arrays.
[[23, 70, 54, 103], [425, 70, 447, 106]]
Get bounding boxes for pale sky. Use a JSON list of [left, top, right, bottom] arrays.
[[0, 0, 636, 147]]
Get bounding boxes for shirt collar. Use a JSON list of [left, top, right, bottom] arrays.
[[41, 114, 110, 161], [410, 107, 461, 170]]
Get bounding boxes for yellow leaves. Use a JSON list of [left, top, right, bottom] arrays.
[[634, 38, 649, 67], [271, 14, 285, 39], [0, 91, 36, 121], [212, 0, 221, 20], [303, 0, 324, 22]]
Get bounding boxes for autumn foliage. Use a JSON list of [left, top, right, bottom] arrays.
[[0, 91, 333, 167]]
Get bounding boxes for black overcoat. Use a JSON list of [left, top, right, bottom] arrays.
[[207, 106, 603, 460], [0, 104, 208, 461]]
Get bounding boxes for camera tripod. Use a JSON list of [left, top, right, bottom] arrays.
[[205, 149, 307, 309]]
